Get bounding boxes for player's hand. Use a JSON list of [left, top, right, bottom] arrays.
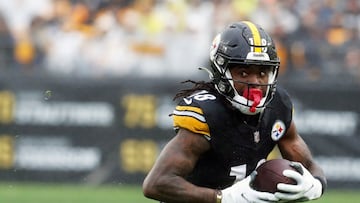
[[274, 162, 322, 202], [221, 172, 279, 203]]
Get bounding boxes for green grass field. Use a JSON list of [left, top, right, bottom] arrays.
[[0, 182, 359, 203], [0, 182, 153, 203]]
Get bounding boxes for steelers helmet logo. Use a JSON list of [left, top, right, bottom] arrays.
[[271, 120, 286, 141], [210, 34, 221, 61]]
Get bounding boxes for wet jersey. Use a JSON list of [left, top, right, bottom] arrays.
[[172, 86, 293, 189]]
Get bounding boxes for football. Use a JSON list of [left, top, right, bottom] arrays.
[[252, 159, 297, 193]]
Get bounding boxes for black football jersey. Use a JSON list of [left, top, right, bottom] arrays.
[[172, 86, 293, 189]]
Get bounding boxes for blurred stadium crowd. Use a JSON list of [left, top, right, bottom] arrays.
[[0, 0, 359, 81]]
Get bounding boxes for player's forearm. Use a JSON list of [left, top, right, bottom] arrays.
[[143, 175, 217, 203]]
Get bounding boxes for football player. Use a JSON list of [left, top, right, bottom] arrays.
[[143, 21, 327, 203]]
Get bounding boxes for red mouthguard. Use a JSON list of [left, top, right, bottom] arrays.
[[242, 88, 263, 113]]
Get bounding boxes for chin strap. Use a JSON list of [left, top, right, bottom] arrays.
[[242, 88, 263, 113]]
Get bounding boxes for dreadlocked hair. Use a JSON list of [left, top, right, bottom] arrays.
[[173, 80, 216, 101]]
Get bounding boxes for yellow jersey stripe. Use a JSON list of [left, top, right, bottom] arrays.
[[176, 105, 204, 115], [243, 21, 262, 53], [173, 109, 206, 122], [173, 114, 210, 136]]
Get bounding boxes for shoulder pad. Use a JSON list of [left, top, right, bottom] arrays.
[[172, 91, 218, 138]]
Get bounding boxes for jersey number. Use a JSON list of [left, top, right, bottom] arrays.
[[193, 92, 216, 101], [230, 164, 246, 182], [230, 159, 265, 182]]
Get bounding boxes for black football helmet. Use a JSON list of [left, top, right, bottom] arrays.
[[208, 21, 280, 115]]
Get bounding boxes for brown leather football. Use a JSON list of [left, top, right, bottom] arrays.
[[252, 159, 297, 193]]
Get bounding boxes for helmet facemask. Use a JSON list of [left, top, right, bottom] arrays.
[[212, 58, 278, 115], [225, 64, 278, 115]]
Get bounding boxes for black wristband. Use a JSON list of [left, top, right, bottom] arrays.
[[314, 176, 327, 195]]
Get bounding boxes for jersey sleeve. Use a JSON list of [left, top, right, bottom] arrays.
[[274, 86, 294, 129], [172, 98, 211, 139]]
